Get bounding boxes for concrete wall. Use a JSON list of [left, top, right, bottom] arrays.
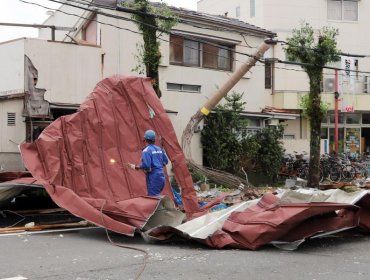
[[197, 0, 264, 27], [0, 99, 26, 170], [282, 139, 310, 155], [0, 39, 25, 95], [0, 39, 103, 170], [39, 4, 88, 41], [24, 39, 103, 104]]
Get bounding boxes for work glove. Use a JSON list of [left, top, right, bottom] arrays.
[[127, 163, 136, 170]]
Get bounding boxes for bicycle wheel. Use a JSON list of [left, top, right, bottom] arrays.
[[329, 165, 342, 183], [297, 165, 309, 180], [319, 166, 324, 183], [342, 165, 355, 182]]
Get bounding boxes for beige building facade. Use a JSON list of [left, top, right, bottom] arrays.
[[0, 2, 283, 170], [198, 0, 370, 156]]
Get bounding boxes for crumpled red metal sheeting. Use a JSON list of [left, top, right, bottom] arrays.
[[147, 192, 368, 250], [210, 193, 360, 250], [20, 75, 200, 236]]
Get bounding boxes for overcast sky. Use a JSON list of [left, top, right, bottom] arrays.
[[0, 0, 199, 42]]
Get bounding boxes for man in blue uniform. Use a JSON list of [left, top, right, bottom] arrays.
[[128, 130, 169, 196]]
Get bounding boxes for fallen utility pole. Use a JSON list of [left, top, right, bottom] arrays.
[[181, 39, 275, 188], [0, 22, 77, 41]]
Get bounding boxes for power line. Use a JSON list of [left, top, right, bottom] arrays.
[[66, 0, 272, 40], [278, 40, 370, 58], [19, 0, 261, 62], [277, 59, 370, 75], [41, 0, 370, 75], [19, 0, 257, 68], [15, 0, 370, 78]]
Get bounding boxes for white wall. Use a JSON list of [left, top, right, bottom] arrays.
[[24, 39, 103, 104], [282, 139, 310, 155], [39, 4, 88, 41], [0, 99, 25, 152], [0, 98, 26, 170], [0, 39, 25, 95]]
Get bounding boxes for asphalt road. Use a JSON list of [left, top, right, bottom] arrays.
[[1, 227, 370, 280]]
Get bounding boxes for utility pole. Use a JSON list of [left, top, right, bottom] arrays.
[[182, 39, 276, 160]]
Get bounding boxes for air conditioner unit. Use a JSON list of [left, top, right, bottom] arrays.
[[324, 78, 335, 92]]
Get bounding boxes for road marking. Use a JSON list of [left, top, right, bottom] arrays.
[[0, 277, 28, 280]]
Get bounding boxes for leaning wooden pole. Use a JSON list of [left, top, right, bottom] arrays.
[[182, 40, 274, 165]]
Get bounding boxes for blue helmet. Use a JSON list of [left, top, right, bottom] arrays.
[[144, 129, 156, 141]]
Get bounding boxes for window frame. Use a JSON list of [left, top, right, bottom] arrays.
[[169, 35, 234, 72], [265, 60, 273, 89], [167, 83, 201, 93], [327, 0, 358, 22]]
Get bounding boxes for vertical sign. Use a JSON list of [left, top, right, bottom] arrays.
[[341, 57, 355, 112]]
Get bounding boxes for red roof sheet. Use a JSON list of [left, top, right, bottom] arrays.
[[19, 75, 201, 235]]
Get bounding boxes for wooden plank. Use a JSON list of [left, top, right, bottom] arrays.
[[0, 221, 90, 234]]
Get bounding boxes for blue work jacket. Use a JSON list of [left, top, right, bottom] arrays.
[[139, 144, 169, 196]]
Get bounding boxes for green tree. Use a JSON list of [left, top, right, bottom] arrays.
[[254, 125, 285, 179], [285, 22, 340, 188], [122, 0, 178, 98], [201, 92, 247, 172]]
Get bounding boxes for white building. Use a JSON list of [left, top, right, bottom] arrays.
[[198, 0, 370, 156], [0, 0, 292, 171]]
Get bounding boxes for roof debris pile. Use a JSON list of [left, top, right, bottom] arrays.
[[146, 188, 370, 250], [18, 75, 208, 235], [0, 174, 91, 234], [3, 75, 370, 250]]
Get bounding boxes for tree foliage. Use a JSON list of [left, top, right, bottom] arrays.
[[121, 0, 178, 98], [201, 92, 247, 172], [254, 125, 285, 179], [201, 92, 285, 179], [299, 93, 329, 119], [285, 22, 340, 187]]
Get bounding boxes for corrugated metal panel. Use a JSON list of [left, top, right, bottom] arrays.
[[19, 76, 205, 235]]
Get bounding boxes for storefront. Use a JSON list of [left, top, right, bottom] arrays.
[[321, 112, 370, 158]]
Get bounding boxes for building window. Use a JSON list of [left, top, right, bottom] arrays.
[[327, 0, 358, 21], [170, 35, 233, 71], [321, 128, 328, 139], [265, 61, 272, 89], [329, 113, 344, 124], [346, 113, 361, 124], [167, 83, 201, 93], [245, 118, 261, 127], [7, 112, 16, 126], [250, 0, 256, 17], [236, 6, 240, 18], [364, 76, 370, 93], [363, 114, 370, 124]]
